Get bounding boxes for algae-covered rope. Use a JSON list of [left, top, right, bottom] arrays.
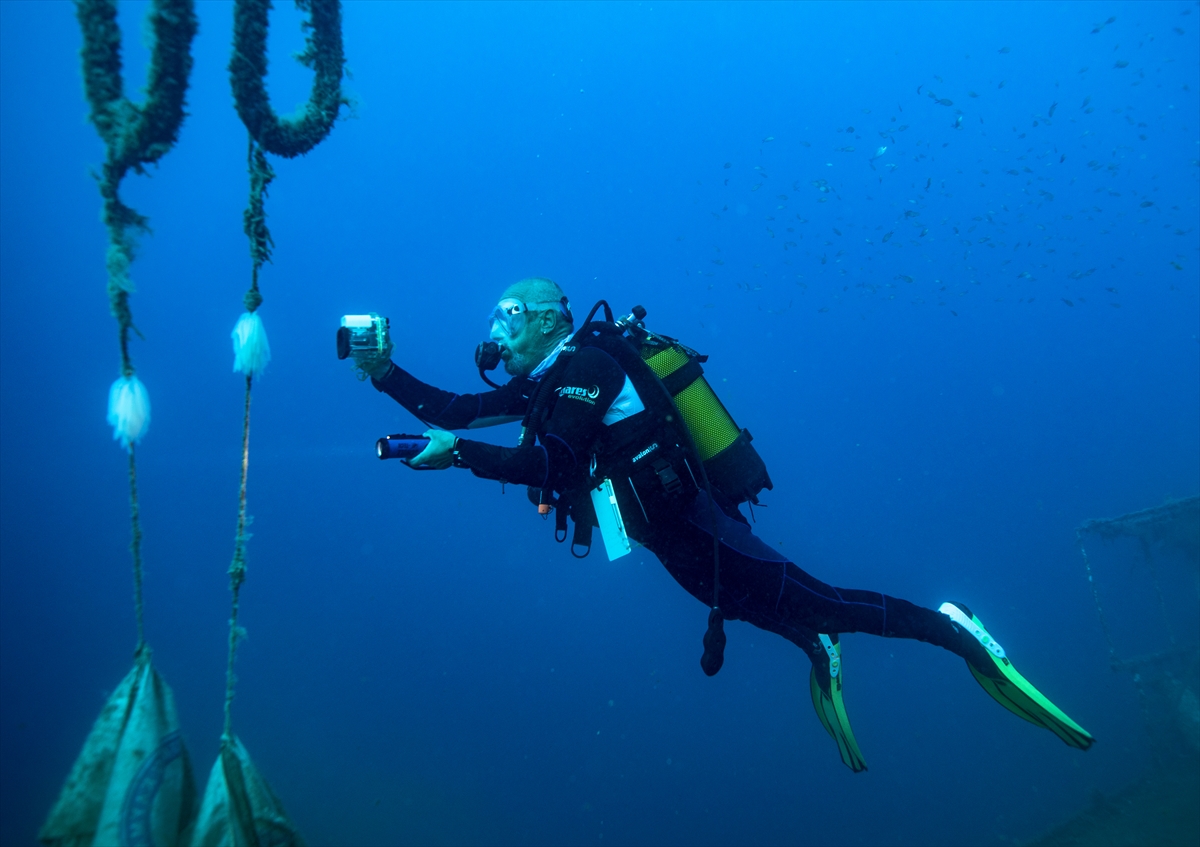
[[223, 376, 254, 738], [76, 0, 197, 375], [222, 0, 346, 734], [230, 0, 347, 160], [76, 0, 195, 654], [242, 138, 275, 313]]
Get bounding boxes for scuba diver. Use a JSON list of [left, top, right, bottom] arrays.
[[347, 277, 1094, 772]]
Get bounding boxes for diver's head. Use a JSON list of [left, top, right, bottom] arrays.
[[488, 277, 574, 377]]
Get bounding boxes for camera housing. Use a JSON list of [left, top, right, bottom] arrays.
[[337, 314, 390, 361]]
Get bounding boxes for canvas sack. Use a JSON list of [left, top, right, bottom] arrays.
[[39, 652, 196, 846], [190, 734, 303, 847]]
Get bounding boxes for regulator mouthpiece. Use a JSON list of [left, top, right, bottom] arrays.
[[475, 340, 503, 388]]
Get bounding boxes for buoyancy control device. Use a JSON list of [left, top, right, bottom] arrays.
[[505, 301, 773, 548]]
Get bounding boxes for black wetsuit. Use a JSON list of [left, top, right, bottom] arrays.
[[373, 345, 983, 667]]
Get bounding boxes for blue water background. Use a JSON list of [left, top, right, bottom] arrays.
[[2, 2, 1198, 845]]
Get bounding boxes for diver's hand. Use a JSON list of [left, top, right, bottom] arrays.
[[354, 338, 394, 380], [407, 429, 457, 470]]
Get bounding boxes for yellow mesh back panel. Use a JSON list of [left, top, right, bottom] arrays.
[[645, 346, 740, 461]]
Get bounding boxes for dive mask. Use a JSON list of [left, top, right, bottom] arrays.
[[488, 296, 573, 339]]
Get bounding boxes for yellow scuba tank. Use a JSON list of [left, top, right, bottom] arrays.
[[621, 306, 773, 505]]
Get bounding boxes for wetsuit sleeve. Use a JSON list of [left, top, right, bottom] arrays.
[[372, 363, 532, 430], [453, 347, 630, 488]]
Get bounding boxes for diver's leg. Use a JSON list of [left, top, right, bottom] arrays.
[[648, 492, 1094, 751], [647, 492, 979, 658]]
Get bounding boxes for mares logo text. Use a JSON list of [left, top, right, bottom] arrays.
[[557, 384, 601, 405]]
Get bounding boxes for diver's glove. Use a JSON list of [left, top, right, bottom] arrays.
[[353, 338, 394, 381]]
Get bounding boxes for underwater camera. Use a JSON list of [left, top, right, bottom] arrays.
[[336, 313, 390, 361]]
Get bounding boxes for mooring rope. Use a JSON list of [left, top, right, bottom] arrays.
[[230, 0, 347, 159], [76, 0, 196, 651], [221, 0, 346, 735], [128, 448, 146, 652], [223, 376, 254, 738]]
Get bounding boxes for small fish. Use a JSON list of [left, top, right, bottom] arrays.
[[1105, 287, 1118, 293], [1060, 154, 1066, 163], [1062, 299, 1074, 307], [762, 136, 775, 142], [1048, 102, 1058, 117], [837, 146, 856, 152], [818, 307, 830, 313], [951, 310, 958, 317], [1140, 200, 1154, 208], [882, 231, 894, 242], [998, 80, 1006, 88], [712, 259, 724, 265], [846, 126, 855, 133], [833, 228, 842, 236], [801, 140, 811, 147], [953, 115, 962, 129], [937, 98, 954, 106], [751, 183, 762, 191], [1006, 169, 1019, 176], [777, 194, 788, 200], [917, 84, 923, 95], [969, 91, 979, 98], [905, 210, 919, 218], [898, 125, 909, 131], [1114, 60, 1129, 68], [919, 228, 928, 237], [924, 177, 931, 191], [1081, 96, 1091, 109], [1171, 261, 1183, 270], [873, 146, 888, 158], [895, 274, 914, 283], [999, 46, 1010, 53], [723, 162, 732, 168]]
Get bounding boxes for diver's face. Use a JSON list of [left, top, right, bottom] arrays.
[[490, 309, 543, 378], [489, 316, 542, 376]]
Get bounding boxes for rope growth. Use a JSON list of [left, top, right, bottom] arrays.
[[77, 0, 196, 654], [221, 0, 346, 736], [77, 0, 197, 376], [230, 0, 348, 160]]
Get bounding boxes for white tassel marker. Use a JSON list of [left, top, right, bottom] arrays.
[[231, 312, 271, 377], [107, 375, 151, 451]]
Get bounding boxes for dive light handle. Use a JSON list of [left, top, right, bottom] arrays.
[[376, 434, 431, 464]]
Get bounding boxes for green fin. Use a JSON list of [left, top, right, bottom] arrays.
[[808, 633, 868, 772], [940, 602, 1095, 750]]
